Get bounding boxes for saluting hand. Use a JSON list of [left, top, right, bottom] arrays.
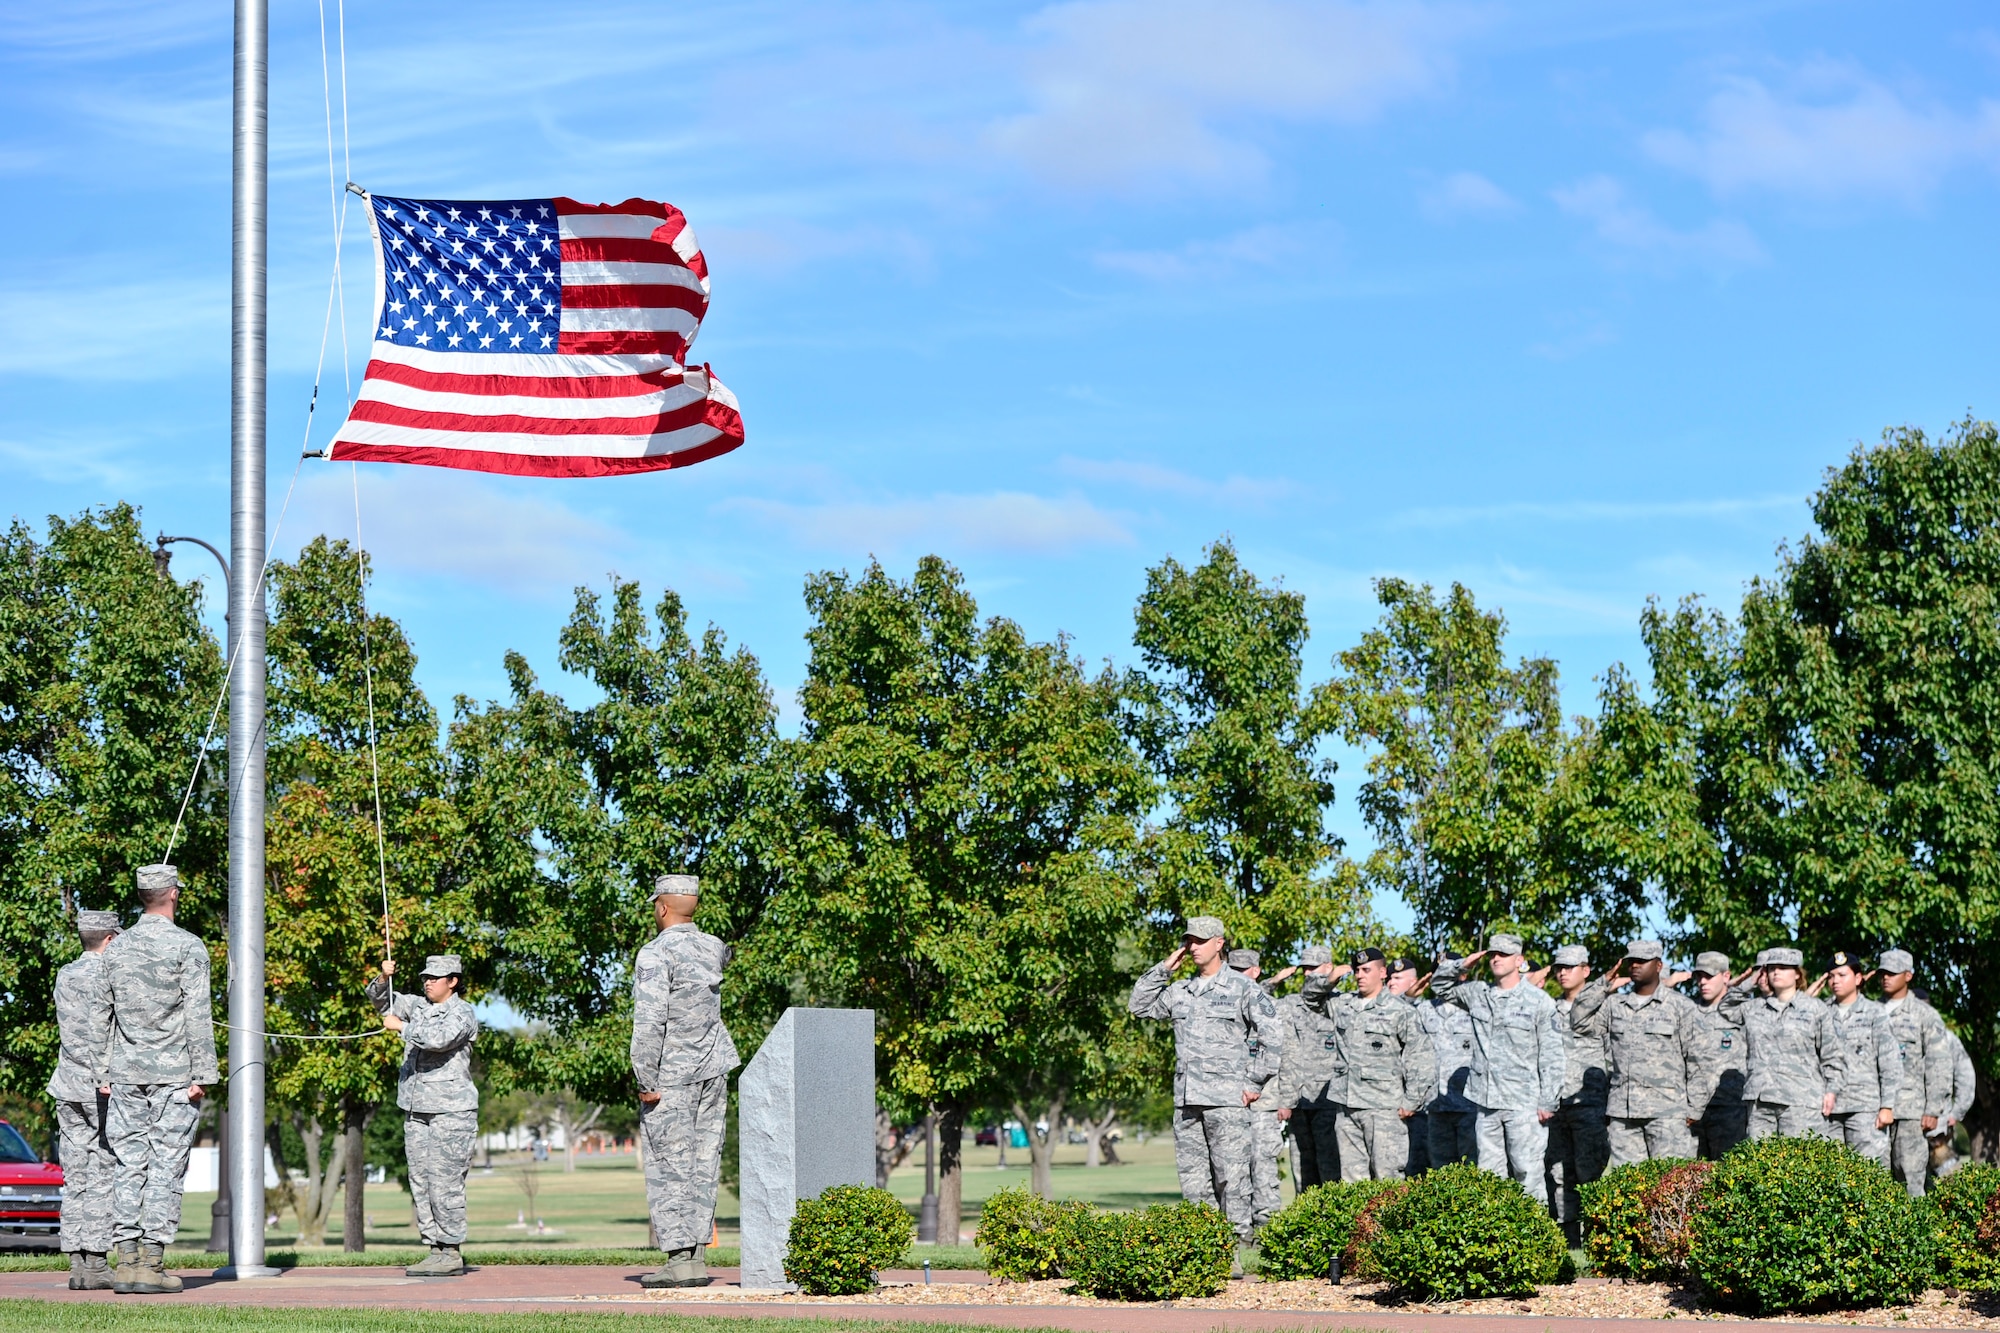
[[1666, 970, 1692, 988], [1163, 946, 1189, 972], [1804, 972, 1828, 998], [1269, 965, 1299, 985], [1526, 965, 1552, 988]]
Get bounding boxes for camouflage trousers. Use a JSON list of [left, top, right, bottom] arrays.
[[1428, 1109, 1477, 1167], [56, 1095, 114, 1253], [1889, 1119, 1930, 1197], [107, 1084, 201, 1246], [406, 1109, 478, 1245], [1249, 1110, 1283, 1225], [1695, 1104, 1749, 1160], [1747, 1102, 1832, 1143], [1288, 1106, 1341, 1190], [642, 1075, 727, 1251], [1829, 1111, 1889, 1166], [1607, 1114, 1695, 1168], [1335, 1107, 1409, 1182], [1544, 1103, 1608, 1243], [1475, 1106, 1549, 1204], [1173, 1104, 1254, 1241]]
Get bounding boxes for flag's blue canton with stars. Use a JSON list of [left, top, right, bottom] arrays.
[[375, 197, 563, 354]]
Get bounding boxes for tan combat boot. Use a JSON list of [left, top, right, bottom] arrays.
[[667, 1248, 712, 1288], [68, 1254, 87, 1291], [110, 1241, 141, 1294], [129, 1242, 182, 1293], [77, 1252, 115, 1291]]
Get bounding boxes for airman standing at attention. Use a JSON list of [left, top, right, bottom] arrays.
[[1227, 949, 1288, 1229], [1275, 946, 1341, 1190], [1719, 947, 1844, 1140], [1545, 944, 1608, 1245], [368, 953, 481, 1276], [49, 909, 122, 1291], [1688, 951, 1750, 1160], [1821, 951, 1899, 1166], [1422, 962, 1479, 1169], [1300, 948, 1437, 1181], [1386, 958, 1431, 1175], [631, 875, 741, 1288], [1570, 940, 1707, 1166], [1431, 935, 1565, 1204], [1876, 950, 1953, 1197]]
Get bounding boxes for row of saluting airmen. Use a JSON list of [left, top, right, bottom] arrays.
[[1131, 917, 1977, 1250], [46, 867, 738, 1293]]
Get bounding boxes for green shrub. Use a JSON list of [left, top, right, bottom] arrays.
[[1929, 1163, 2000, 1290], [1687, 1136, 1935, 1313], [1581, 1157, 1687, 1279], [1063, 1200, 1236, 1300], [974, 1185, 1093, 1281], [784, 1184, 916, 1295], [1638, 1159, 1716, 1275], [1343, 1179, 1409, 1279], [1367, 1161, 1568, 1300], [1258, 1179, 1401, 1281]]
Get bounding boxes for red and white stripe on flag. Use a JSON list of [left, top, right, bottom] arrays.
[[328, 192, 744, 478]]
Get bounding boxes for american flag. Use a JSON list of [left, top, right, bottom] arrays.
[[328, 193, 744, 478]]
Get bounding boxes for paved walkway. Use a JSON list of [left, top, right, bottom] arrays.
[[0, 1266, 1916, 1333]]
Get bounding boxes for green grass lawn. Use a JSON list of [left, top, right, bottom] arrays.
[[0, 1303, 1088, 1333]]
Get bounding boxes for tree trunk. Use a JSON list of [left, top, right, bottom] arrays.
[[1079, 1106, 1119, 1167], [341, 1096, 368, 1252], [936, 1104, 964, 1245], [1968, 1067, 1998, 1164], [286, 1111, 345, 1247], [1012, 1094, 1065, 1199]]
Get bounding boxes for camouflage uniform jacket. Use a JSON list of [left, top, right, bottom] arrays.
[[1252, 990, 1297, 1114], [1419, 997, 1476, 1112], [1570, 979, 1710, 1120], [1944, 1028, 1976, 1124], [1299, 979, 1438, 1113], [1130, 963, 1282, 1108], [1278, 986, 1339, 1107], [1824, 995, 1903, 1115], [1718, 982, 1844, 1107], [89, 913, 218, 1086], [1555, 994, 1609, 1108], [629, 923, 741, 1092], [1431, 961, 1566, 1114], [366, 976, 480, 1112], [1690, 1000, 1747, 1113], [47, 952, 110, 1102], [1879, 994, 1953, 1121]]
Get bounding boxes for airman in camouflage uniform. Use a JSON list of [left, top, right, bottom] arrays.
[[50, 910, 121, 1290], [1545, 944, 1608, 1245], [1570, 940, 1707, 1166], [1689, 951, 1749, 1160], [1228, 950, 1289, 1227], [1386, 958, 1430, 1174], [1876, 949, 1954, 1197], [1423, 983, 1479, 1168], [1130, 916, 1282, 1247], [1300, 948, 1437, 1181], [1821, 951, 1900, 1166], [1276, 945, 1340, 1190], [1432, 935, 1565, 1204], [368, 952, 480, 1276], [90, 866, 217, 1295], [1718, 946, 1844, 1140], [631, 875, 741, 1288]]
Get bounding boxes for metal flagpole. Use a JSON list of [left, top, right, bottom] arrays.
[[221, 0, 279, 1281]]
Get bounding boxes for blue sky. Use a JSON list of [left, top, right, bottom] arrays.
[[7, 1, 2000, 907]]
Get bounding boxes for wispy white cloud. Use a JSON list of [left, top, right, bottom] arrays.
[[722, 490, 1134, 555], [1091, 223, 1329, 281], [0, 433, 155, 490], [0, 1, 219, 60], [0, 275, 225, 379], [1418, 170, 1519, 221], [1644, 63, 2000, 203], [1056, 457, 1291, 505], [1552, 175, 1763, 267], [988, 0, 1462, 191], [1391, 494, 1804, 529]]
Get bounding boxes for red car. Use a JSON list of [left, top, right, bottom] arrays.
[[0, 1121, 61, 1250]]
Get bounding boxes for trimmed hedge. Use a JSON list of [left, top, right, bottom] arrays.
[[1638, 1159, 1715, 1274], [1257, 1179, 1401, 1281], [1581, 1157, 1688, 1279], [1342, 1179, 1409, 1280], [1063, 1200, 1235, 1301], [974, 1185, 1092, 1281], [1366, 1161, 1569, 1300], [1929, 1162, 2000, 1291], [784, 1184, 915, 1295], [1687, 1136, 1935, 1313]]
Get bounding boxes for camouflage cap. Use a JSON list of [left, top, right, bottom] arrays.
[[77, 910, 122, 935], [1487, 933, 1524, 956], [1764, 946, 1804, 968], [1226, 949, 1261, 971], [418, 953, 464, 978], [1693, 950, 1730, 976], [1552, 944, 1589, 967], [1623, 939, 1664, 962], [135, 864, 179, 894], [652, 873, 699, 899], [1299, 945, 1333, 967], [1878, 948, 1915, 975], [1183, 916, 1226, 941], [1753, 948, 1775, 967]]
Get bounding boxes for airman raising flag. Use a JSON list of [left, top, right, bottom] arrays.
[[328, 191, 744, 478]]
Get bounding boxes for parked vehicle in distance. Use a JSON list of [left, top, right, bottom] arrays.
[[0, 1121, 60, 1250], [973, 1126, 998, 1147]]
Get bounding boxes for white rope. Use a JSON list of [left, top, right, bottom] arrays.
[[352, 464, 393, 964], [221, 1022, 387, 1042]]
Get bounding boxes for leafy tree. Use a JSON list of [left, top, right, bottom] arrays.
[[0, 505, 223, 1105], [1125, 538, 1366, 958]]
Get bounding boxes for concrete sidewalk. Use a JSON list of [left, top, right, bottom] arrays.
[[0, 1265, 1924, 1333]]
